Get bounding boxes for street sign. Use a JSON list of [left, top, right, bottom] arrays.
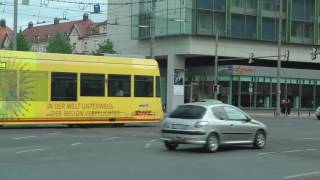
[[249, 87, 253, 93]]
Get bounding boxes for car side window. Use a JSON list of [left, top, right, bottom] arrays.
[[211, 106, 228, 120], [224, 106, 248, 121]]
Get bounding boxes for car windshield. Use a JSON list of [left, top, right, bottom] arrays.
[[169, 105, 206, 119]]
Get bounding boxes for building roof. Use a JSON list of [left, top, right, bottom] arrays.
[[0, 27, 13, 47], [71, 21, 106, 39], [21, 17, 105, 43]]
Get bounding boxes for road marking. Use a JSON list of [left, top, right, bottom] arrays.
[[16, 148, 48, 154], [282, 150, 305, 153], [103, 137, 120, 141], [257, 152, 276, 155], [305, 148, 318, 151], [284, 171, 320, 179], [70, 142, 82, 146], [49, 132, 61, 136], [293, 138, 320, 141], [145, 139, 158, 149], [13, 136, 36, 140]]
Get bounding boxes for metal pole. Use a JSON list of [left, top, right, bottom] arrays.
[[276, 0, 283, 116], [214, 31, 219, 99], [13, 0, 18, 51], [150, 0, 156, 59]]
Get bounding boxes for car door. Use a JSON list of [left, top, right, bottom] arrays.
[[223, 106, 256, 142], [211, 106, 234, 143]]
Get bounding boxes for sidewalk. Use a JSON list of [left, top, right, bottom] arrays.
[[246, 110, 315, 117]]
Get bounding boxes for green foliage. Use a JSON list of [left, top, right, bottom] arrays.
[[46, 32, 73, 54], [8, 33, 31, 51], [95, 39, 118, 55]]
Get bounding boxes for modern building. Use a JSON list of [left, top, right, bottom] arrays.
[[108, 0, 320, 112], [22, 14, 107, 54], [0, 19, 12, 49]]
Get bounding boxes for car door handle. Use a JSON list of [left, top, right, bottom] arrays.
[[230, 124, 235, 127]]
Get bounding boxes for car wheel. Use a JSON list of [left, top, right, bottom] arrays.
[[164, 141, 178, 151], [204, 133, 219, 153], [253, 130, 266, 149], [317, 116, 320, 120]]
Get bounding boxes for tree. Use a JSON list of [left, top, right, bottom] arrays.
[[95, 39, 118, 55], [46, 32, 73, 54], [8, 33, 31, 51]]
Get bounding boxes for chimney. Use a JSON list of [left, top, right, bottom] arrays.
[[54, 18, 59, 25], [28, 21, 33, 28], [0, 19, 6, 28], [83, 13, 89, 21]]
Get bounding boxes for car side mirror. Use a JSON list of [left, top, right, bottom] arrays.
[[245, 117, 251, 122]]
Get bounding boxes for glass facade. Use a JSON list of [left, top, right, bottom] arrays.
[[132, 0, 320, 45]]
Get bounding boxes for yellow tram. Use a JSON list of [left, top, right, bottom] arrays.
[[0, 50, 163, 126]]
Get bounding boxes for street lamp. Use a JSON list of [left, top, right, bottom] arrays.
[[276, 0, 283, 116]]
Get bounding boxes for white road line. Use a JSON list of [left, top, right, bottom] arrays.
[[16, 148, 48, 154], [282, 150, 305, 153], [103, 137, 120, 141], [294, 138, 320, 140], [257, 152, 277, 155], [284, 171, 320, 179], [305, 148, 318, 151], [70, 143, 82, 146], [145, 144, 151, 148], [49, 132, 61, 136], [13, 136, 36, 140]]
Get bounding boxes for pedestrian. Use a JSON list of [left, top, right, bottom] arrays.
[[281, 99, 286, 115], [286, 99, 291, 115]]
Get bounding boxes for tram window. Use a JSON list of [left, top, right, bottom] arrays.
[[51, 72, 77, 101], [156, 76, 160, 97], [19, 71, 48, 101], [0, 70, 17, 101], [108, 75, 131, 97], [135, 76, 153, 97], [81, 74, 105, 97]]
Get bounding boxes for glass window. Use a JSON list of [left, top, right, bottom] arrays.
[[135, 75, 153, 97], [292, 0, 304, 20], [156, 76, 160, 97], [197, 0, 213, 10], [108, 75, 131, 97], [80, 73, 105, 97], [170, 105, 206, 119], [231, 14, 245, 38], [214, 0, 225, 11], [224, 106, 248, 121], [211, 106, 228, 120], [245, 16, 257, 39], [197, 10, 213, 35], [51, 72, 77, 101], [0, 70, 17, 101], [262, 18, 276, 41], [19, 71, 48, 101]]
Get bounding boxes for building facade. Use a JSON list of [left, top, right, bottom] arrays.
[[0, 19, 12, 49], [22, 14, 107, 54], [108, 0, 320, 112]]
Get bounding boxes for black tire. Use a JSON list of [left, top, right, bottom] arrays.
[[204, 133, 219, 153], [67, 124, 75, 128], [317, 116, 320, 120], [164, 141, 178, 151], [253, 130, 266, 149]]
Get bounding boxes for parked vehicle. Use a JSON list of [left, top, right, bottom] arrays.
[[316, 107, 320, 120], [161, 101, 268, 153]]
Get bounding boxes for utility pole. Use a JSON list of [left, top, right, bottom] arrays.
[[276, 0, 283, 116], [214, 31, 219, 99], [13, 0, 18, 51], [150, 0, 156, 59]]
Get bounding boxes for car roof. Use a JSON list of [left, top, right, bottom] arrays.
[[183, 99, 224, 107]]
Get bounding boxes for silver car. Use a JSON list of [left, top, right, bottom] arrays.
[[161, 102, 268, 153], [316, 107, 320, 120]]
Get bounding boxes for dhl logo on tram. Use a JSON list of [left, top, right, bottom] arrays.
[[135, 110, 155, 116]]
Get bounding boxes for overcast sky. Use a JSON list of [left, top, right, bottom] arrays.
[[1, 0, 108, 30]]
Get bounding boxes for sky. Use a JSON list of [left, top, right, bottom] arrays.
[[0, 0, 108, 30]]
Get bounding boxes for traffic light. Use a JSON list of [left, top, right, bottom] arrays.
[[216, 85, 220, 95], [312, 47, 317, 60], [248, 52, 254, 64], [284, 50, 290, 62]]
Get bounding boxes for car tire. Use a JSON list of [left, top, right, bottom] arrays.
[[253, 130, 266, 149], [164, 141, 178, 151], [317, 116, 320, 120], [204, 133, 219, 153]]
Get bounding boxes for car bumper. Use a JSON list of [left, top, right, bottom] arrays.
[[161, 129, 207, 145]]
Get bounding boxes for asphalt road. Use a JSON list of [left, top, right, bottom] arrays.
[[0, 115, 320, 180]]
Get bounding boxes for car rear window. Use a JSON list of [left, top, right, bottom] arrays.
[[169, 105, 206, 119]]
